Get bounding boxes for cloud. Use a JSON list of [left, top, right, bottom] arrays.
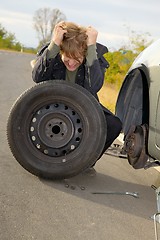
[[0, 9, 36, 46], [0, 0, 160, 48], [0, 9, 32, 27]]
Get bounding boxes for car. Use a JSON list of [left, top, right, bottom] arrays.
[[116, 38, 160, 170]]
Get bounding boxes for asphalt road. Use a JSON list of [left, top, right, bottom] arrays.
[[0, 50, 160, 240]]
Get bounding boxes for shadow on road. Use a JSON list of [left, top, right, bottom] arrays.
[[39, 169, 158, 220]]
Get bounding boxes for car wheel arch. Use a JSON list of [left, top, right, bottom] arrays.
[[116, 67, 149, 135]]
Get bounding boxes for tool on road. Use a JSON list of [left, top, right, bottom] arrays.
[[91, 191, 139, 198]]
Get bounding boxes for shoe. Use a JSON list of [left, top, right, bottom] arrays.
[[82, 167, 96, 177]]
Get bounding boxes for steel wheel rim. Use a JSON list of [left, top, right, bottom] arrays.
[[29, 102, 83, 157]]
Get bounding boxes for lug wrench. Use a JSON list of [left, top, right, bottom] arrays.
[[92, 191, 139, 198]]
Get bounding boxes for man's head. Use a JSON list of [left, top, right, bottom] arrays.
[[60, 22, 87, 71]]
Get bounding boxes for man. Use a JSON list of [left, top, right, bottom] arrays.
[[32, 21, 122, 175]]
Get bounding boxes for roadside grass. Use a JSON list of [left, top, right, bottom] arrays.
[[98, 83, 119, 113]]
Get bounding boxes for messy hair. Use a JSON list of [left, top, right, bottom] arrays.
[[60, 22, 88, 63]]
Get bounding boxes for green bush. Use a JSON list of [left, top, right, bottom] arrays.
[[0, 23, 36, 53], [104, 50, 136, 90]]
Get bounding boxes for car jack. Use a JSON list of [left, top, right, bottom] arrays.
[[152, 186, 160, 223], [153, 187, 160, 240], [154, 213, 160, 240]]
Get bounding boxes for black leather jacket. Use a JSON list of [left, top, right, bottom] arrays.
[[32, 43, 109, 99]]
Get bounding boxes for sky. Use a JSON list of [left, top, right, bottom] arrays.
[[0, 0, 160, 51]]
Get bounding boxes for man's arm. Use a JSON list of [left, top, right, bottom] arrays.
[[85, 27, 108, 93], [32, 21, 67, 83]]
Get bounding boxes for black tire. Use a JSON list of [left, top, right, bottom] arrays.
[[7, 80, 107, 179]]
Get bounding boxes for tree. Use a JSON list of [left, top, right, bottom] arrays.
[[33, 8, 66, 47], [123, 24, 153, 54], [129, 31, 153, 54], [0, 23, 22, 51], [0, 23, 7, 39], [104, 29, 154, 89]]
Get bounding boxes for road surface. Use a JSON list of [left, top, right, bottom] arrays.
[[0, 50, 159, 240]]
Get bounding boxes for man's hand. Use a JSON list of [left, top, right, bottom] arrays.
[[52, 21, 67, 46], [86, 26, 98, 46]]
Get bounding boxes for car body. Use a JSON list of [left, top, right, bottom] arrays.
[[116, 39, 160, 169]]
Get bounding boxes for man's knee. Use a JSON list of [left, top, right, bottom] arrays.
[[105, 113, 122, 137], [114, 116, 122, 136]]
